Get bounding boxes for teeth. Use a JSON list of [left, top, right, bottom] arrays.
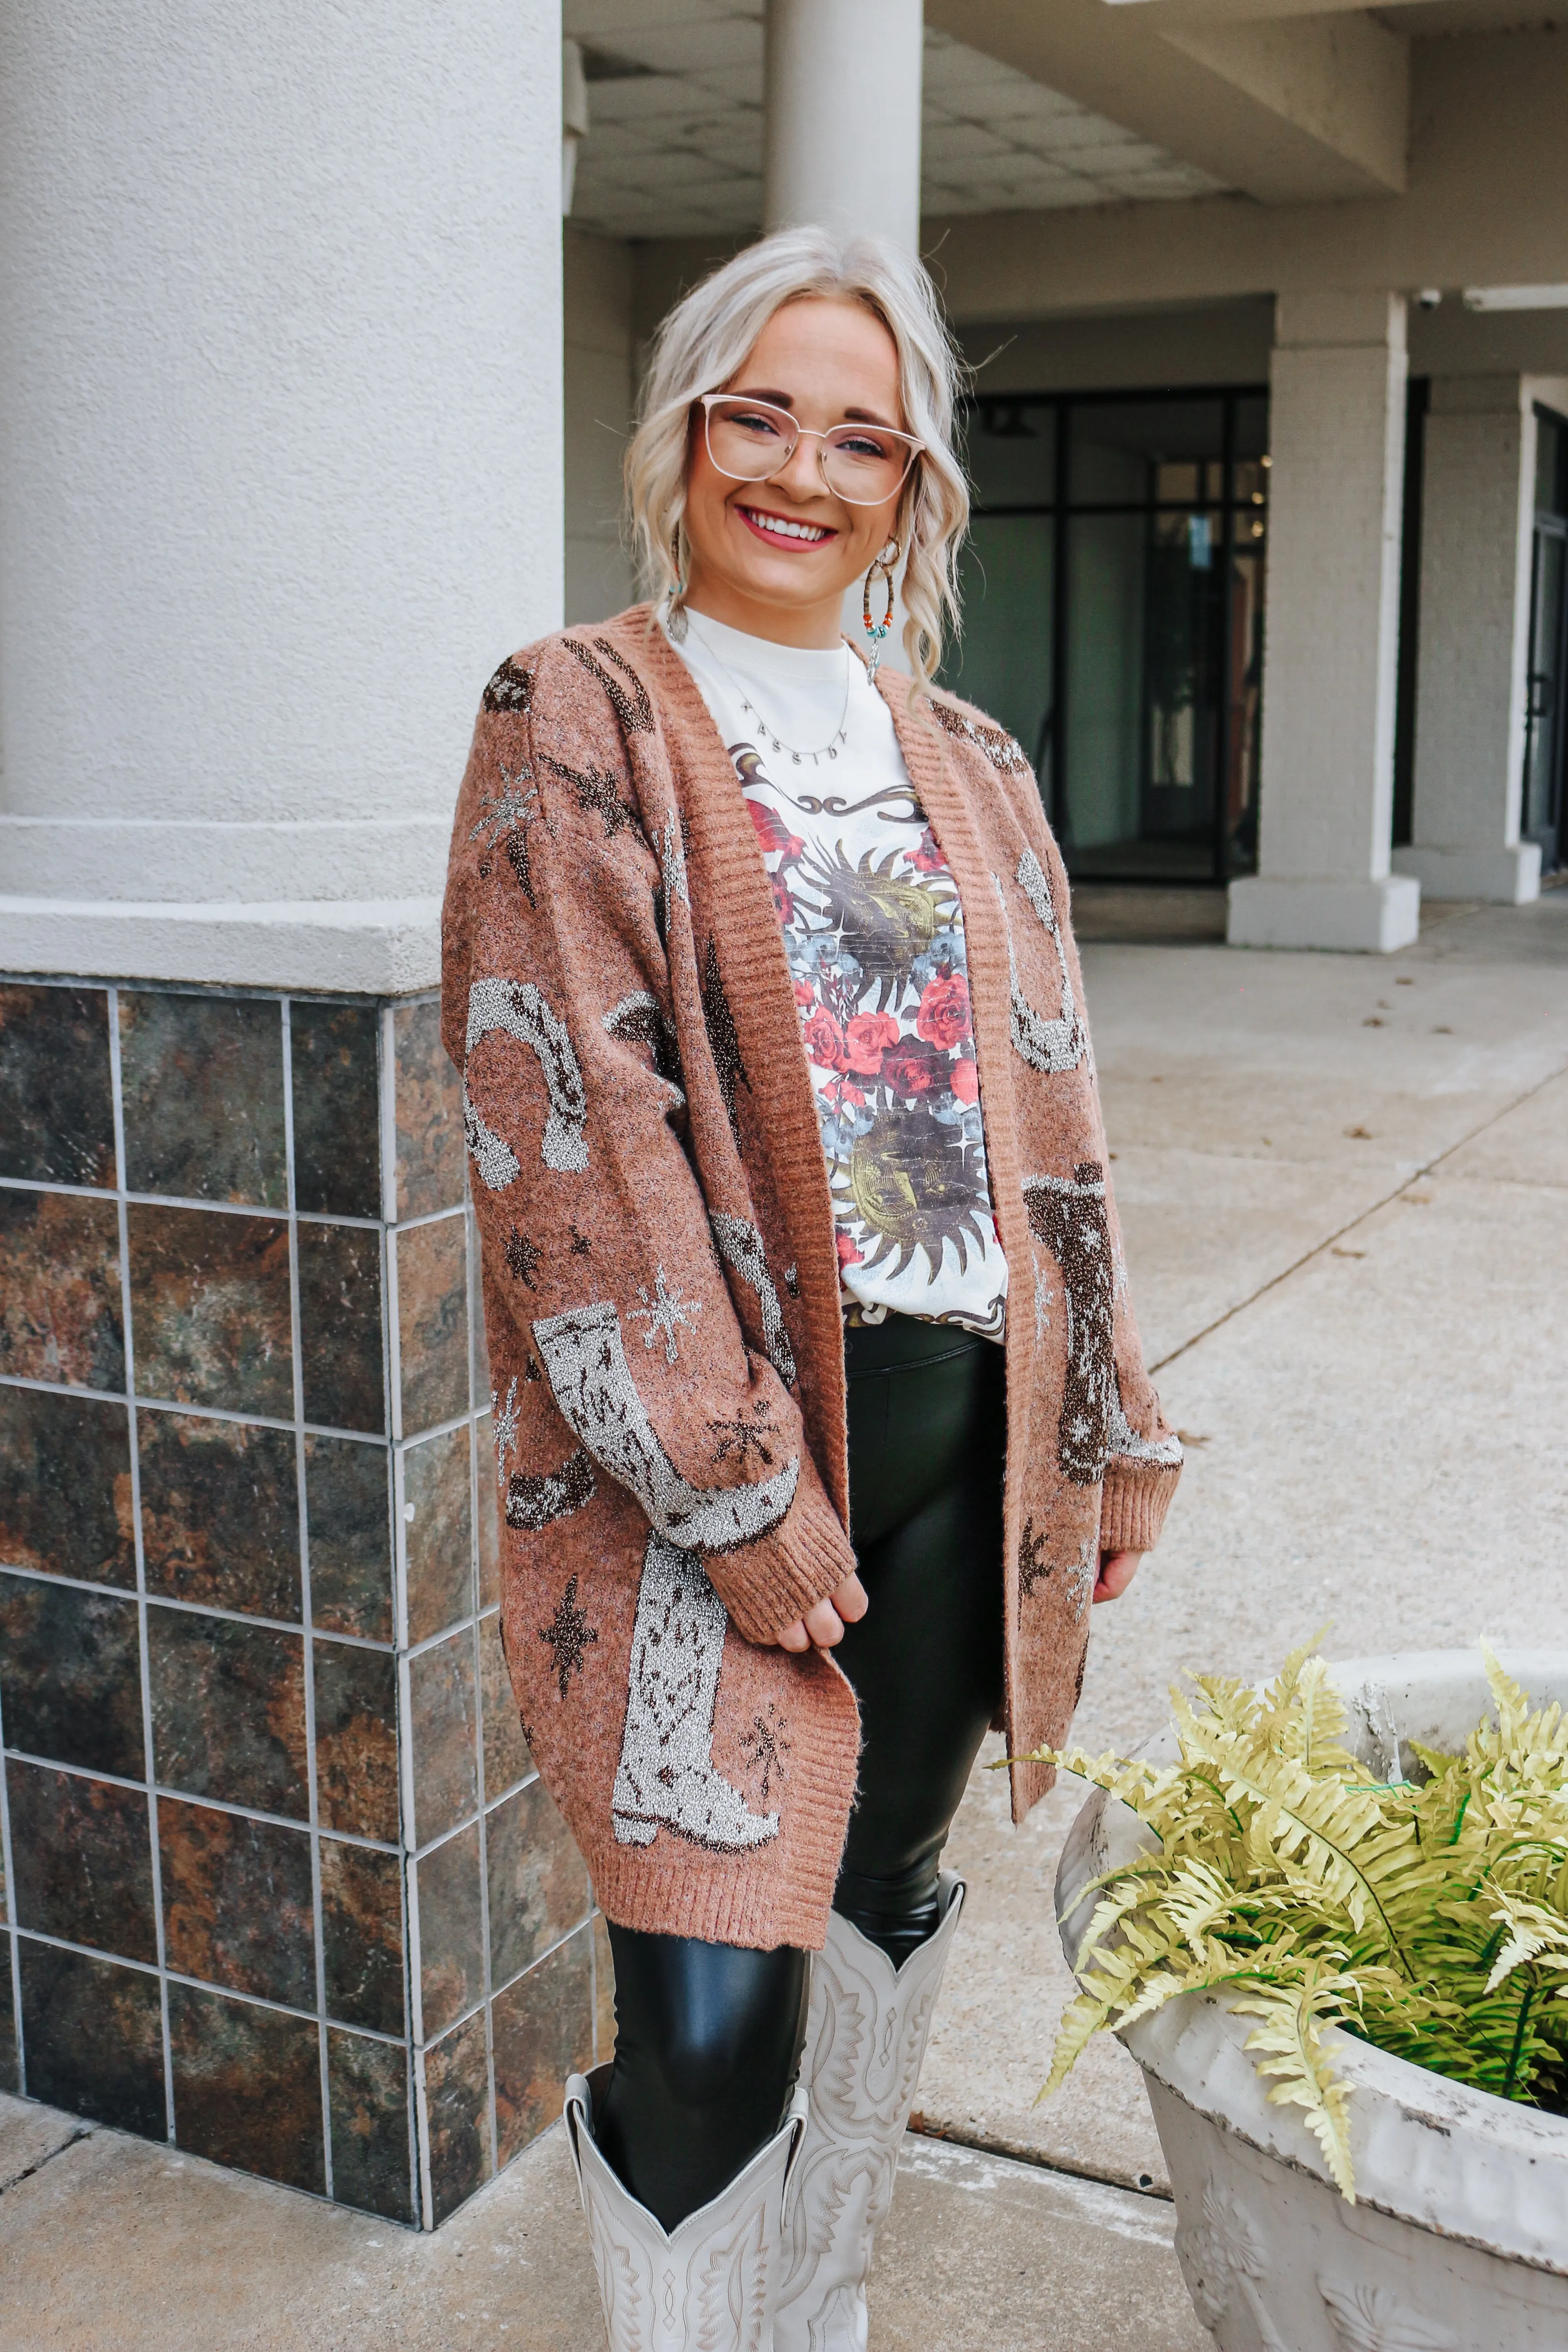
[[745, 509, 828, 542]]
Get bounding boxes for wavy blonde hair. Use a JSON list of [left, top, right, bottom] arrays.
[[624, 226, 969, 697]]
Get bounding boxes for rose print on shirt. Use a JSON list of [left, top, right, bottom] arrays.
[[736, 745, 1004, 1331]]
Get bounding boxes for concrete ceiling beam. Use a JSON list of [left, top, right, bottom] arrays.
[[926, 0, 1409, 201], [919, 34, 1568, 323]]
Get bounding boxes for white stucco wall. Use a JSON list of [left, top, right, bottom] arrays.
[[0, 0, 564, 987]]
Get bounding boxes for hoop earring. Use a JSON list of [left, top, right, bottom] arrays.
[[862, 539, 899, 682]]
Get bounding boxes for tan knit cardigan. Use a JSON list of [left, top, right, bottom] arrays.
[[441, 608, 1180, 1951]]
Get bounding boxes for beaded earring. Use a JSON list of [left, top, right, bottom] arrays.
[[862, 539, 899, 681]]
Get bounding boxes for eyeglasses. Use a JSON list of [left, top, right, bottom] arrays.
[[697, 393, 923, 506]]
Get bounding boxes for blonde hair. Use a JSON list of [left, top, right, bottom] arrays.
[[624, 226, 969, 697]]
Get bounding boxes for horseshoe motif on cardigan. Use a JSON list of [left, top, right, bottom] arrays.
[[532, 1300, 800, 1554], [463, 974, 589, 1183]]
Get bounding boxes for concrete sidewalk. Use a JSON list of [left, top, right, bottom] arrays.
[[4, 892, 1566, 2347]]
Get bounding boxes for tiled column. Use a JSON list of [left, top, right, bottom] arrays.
[[1229, 291, 1421, 953], [1392, 376, 1543, 904], [0, 978, 611, 2227]]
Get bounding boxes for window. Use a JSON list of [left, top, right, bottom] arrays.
[[944, 387, 1269, 884]]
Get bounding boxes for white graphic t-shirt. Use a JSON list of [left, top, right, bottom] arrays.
[[670, 608, 1009, 1340]]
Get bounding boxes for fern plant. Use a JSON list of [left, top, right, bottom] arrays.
[[1026, 1642, 1568, 2200]]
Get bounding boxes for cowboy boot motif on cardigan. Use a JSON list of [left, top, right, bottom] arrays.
[[774, 1875, 966, 2352], [565, 2064, 809, 2352]]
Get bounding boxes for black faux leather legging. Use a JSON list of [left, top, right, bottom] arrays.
[[596, 1317, 1006, 2231]]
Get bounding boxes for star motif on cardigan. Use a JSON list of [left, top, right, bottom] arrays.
[[542, 753, 638, 840], [739, 1705, 790, 1804], [1019, 1515, 1051, 1598], [707, 1398, 779, 1470], [470, 764, 540, 904], [482, 657, 534, 714], [490, 1376, 520, 1488], [630, 1265, 702, 1366], [539, 1574, 598, 1702], [505, 1227, 542, 1289], [568, 1223, 592, 1257]]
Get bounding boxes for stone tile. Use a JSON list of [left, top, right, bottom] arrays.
[[127, 1204, 292, 1417], [394, 1215, 469, 1438], [289, 1002, 382, 1222], [304, 1437, 392, 1642], [392, 999, 465, 1221], [320, 1839, 405, 2038], [486, 1778, 591, 1992], [118, 992, 286, 1209], [327, 2029, 414, 2223], [475, 1414, 501, 1611], [138, 1411, 301, 1621], [17, 1941, 165, 2138], [0, 984, 115, 1189], [404, 1628, 478, 1849], [0, 1189, 124, 1390], [0, 1573, 145, 1778], [148, 1608, 308, 1820], [313, 1642, 399, 1843], [8, 1764, 156, 1962], [297, 1222, 385, 1435], [479, 1607, 533, 1798], [158, 1798, 316, 2009], [414, 1822, 483, 2043], [169, 1982, 325, 2195], [0, 1384, 135, 1588], [420, 2006, 491, 2225], [492, 1924, 593, 2168], [592, 1910, 616, 2067], [401, 1424, 473, 1646]]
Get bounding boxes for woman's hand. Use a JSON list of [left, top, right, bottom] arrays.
[[1093, 1549, 1142, 1604], [776, 1571, 868, 1652]]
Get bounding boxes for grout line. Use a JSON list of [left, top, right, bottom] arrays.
[[0, 1373, 392, 1449], [0, 1688, 22, 2100], [0, 1171, 387, 1230], [0, 1564, 397, 1651], [284, 1000, 336, 2204], [465, 1178, 500, 2180], [0, 1754, 402, 1851], [0, 971, 441, 1014], [1148, 1054, 1568, 1378], [412, 1912, 597, 2060], [108, 984, 177, 2145], [6, 1926, 406, 2043]]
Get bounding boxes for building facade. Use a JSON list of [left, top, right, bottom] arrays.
[[2, 0, 1566, 2227]]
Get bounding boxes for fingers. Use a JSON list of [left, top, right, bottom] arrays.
[[776, 1618, 810, 1652], [1093, 1549, 1143, 1605], [830, 1571, 868, 1625], [802, 1594, 847, 1648]]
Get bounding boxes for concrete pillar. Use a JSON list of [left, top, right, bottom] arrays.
[[764, 0, 925, 254], [0, 0, 564, 991], [1392, 377, 1542, 904], [1229, 291, 1421, 953]]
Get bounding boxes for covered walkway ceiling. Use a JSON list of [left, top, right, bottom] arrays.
[[564, 0, 1568, 244]]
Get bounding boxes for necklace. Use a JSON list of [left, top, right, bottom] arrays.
[[684, 615, 853, 767]]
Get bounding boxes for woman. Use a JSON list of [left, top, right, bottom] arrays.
[[441, 226, 1180, 2352]]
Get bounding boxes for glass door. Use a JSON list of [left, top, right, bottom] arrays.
[[946, 385, 1268, 886], [1523, 409, 1568, 872]]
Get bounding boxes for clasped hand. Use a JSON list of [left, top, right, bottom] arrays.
[[773, 1550, 1143, 1649]]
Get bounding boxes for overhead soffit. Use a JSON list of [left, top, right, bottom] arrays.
[[563, 1, 1227, 244]]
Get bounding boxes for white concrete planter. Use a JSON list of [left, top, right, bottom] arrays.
[[1054, 1651, 1568, 2352]]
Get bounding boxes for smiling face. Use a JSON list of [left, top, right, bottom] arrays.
[[681, 295, 911, 650]]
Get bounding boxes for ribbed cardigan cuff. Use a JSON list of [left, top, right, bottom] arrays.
[[1099, 1461, 1180, 1556], [705, 1473, 857, 1646]]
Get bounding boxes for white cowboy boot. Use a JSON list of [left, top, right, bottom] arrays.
[[774, 1875, 965, 2352], [564, 2063, 809, 2352]]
